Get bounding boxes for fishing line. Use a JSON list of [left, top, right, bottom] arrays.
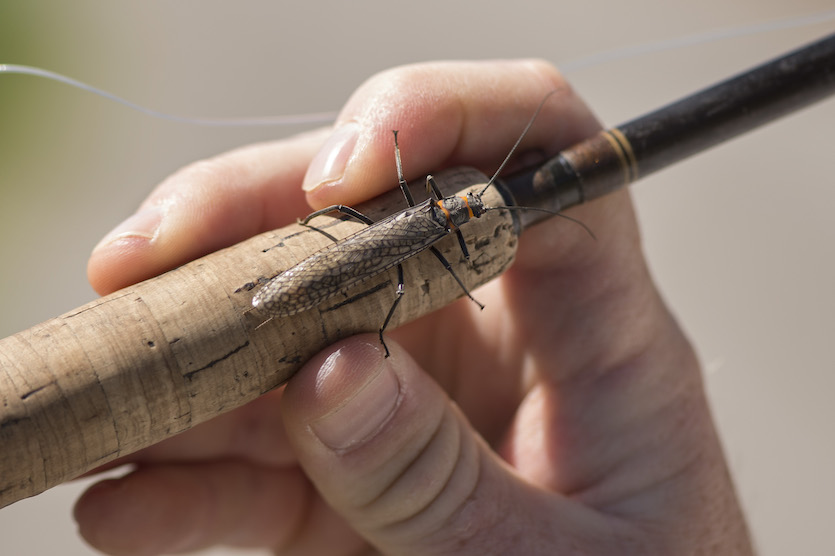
[[1, 9, 833, 128], [0, 63, 338, 127]]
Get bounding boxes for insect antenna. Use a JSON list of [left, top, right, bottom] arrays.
[[477, 90, 595, 240], [485, 204, 596, 240], [478, 90, 558, 197]]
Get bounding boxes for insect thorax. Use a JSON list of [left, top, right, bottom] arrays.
[[438, 192, 486, 229]]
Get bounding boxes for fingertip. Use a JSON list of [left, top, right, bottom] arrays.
[[281, 335, 444, 511], [74, 474, 181, 556], [302, 69, 463, 208], [86, 196, 226, 295], [75, 463, 314, 555], [87, 234, 158, 295], [301, 121, 359, 193], [92, 207, 162, 253], [72, 479, 115, 545], [282, 336, 400, 453]]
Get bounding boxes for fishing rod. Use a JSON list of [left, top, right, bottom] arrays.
[[0, 31, 833, 510], [505, 31, 835, 228]]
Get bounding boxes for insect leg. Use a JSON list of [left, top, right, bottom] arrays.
[[301, 205, 375, 226], [454, 229, 471, 260], [393, 130, 416, 207], [428, 246, 484, 310], [378, 264, 406, 358], [299, 205, 375, 243], [426, 174, 445, 201], [372, 130, 414, 356]]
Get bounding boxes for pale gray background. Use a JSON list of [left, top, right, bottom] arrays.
[[1, 1, 834, 554]]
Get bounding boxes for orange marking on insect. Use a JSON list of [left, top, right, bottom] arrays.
[[437, 200, 453, 225], [460, 195, 475, 219]]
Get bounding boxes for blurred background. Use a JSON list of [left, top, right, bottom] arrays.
[[1, 1, 833, 554]]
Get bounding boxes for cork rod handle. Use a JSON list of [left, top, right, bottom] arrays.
[[0, 167, 517, 508]]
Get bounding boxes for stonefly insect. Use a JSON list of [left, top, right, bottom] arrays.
[[251, 93, 592, 356]]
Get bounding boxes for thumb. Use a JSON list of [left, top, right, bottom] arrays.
[[281, 335, 601, 555]]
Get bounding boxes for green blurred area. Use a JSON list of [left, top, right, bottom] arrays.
[[0, 3, 98, 334], [0, 4, 72, 200]]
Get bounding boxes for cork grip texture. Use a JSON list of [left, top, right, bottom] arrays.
[[0, 167, 518, 508]]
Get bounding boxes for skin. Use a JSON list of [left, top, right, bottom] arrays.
[[77, 60, 754, 555]]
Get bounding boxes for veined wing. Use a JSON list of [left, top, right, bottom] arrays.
[[253, 203, 448, 316]]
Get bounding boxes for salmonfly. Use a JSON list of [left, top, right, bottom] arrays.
[[251, 93, 592, 356]]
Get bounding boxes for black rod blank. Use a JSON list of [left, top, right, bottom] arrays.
[[506, 32, 835, 226]]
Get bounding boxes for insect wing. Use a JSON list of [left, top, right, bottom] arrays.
[[254, 203, 448, 316]]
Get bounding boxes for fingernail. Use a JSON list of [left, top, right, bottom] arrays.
[[93, 207, 163, 250], [310, 344, 401, 451], [302, 122, 359, 192]]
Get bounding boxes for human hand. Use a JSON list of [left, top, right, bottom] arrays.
[[76, 60, 753, 555]]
